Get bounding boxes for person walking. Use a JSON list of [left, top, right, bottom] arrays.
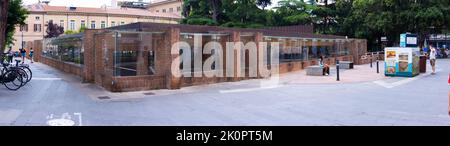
[[20, 48, 26, 64], [29, 47, 34, 63], [429, 46, 437, 74]]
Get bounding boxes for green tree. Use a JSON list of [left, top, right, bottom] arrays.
[[1, 0, 28, 53], [45, 20, 64, 38], [78, 25, 86, 33], [337, 0, 449, 51], [181, 0, 272, 28], [273, 0, 317, 26]]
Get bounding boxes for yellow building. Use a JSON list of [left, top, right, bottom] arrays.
[[148, 0, 183, 15], [11, 2, 182, 51]]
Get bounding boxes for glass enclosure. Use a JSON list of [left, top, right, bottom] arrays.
[[92, 31, 354, 78], [43, 34, 84, 65]]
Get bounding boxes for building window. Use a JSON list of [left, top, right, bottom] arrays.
[[111, 21, 116, 27], [91, 21, 96, 29], [156, 10, 159, 13], [35, 16, 40, 20], [101, 21, 106, 28], [80, 20, 86, 28], [169, 8, 173, 13], [59, 20, 64, 29], [162, 9, 166, 13], [69, 20, 76, 30], [33, 24, 42, 32], [20, 24, 28, 32], [121, 22, 125, 25], [177, 6, 181, 12]]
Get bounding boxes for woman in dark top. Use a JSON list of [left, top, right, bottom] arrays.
[[20, 48, 26, 64], [29, 48, 34, 63]]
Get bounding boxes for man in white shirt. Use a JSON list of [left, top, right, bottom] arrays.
[[429, 46, 437, 74]]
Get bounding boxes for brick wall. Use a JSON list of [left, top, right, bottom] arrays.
[[111, 75, 166, 92], [278, 55, 354, 74], [40, 56, 84, 77]]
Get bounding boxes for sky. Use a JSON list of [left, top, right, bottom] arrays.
[[23, 0, 282, 9]]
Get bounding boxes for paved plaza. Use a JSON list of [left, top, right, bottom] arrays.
[[0, 59, 449, 126]]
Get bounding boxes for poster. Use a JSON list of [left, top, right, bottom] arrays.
[[385, 49, 397, 75], [398, 53, 409, 72]]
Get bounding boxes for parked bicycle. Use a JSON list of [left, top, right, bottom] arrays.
[[0, 62, 25, 91], [2, 60, 32, 83], [1, 53, 33, 91]]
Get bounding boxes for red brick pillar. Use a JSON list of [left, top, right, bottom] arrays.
[[255, 32, 263, 78], [231, 31, 241, 81], [348, 39, 367, 65], [163, 27, 181, 89], [82, 29, 103, 83], [33, 40, 42, 62]]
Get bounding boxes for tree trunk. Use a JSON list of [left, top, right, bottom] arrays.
[[210, 0, 220, 23], [0, 0, 10, 53], [324, 0, 328, 27]]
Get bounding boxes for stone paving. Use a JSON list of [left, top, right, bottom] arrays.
[[0, 59, 449, 126]]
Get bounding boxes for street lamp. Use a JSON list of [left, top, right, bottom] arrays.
[[21, 29, 24, 50]]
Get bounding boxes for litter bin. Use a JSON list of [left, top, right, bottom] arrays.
[[419, 55, 427, 73]]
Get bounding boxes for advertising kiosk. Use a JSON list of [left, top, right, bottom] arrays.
[[385, 33, 420, 77], [385, 47, 420, 77]]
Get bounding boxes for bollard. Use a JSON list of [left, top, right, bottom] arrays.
[[376, 60, 379, 74], [370, 58, 373, 68], [336, 60, 340, 81]]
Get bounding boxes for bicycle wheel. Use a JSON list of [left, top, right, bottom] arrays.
[[20, 66, 32, 82], [16, 68, 29, 85], [8, 68, 27, 86], [3, 70, 23, 91]]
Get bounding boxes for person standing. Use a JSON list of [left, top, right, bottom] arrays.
[[29, 47, 34, 63], [429, 46, 437, 74], [7, 49, 13, 63], [20, 48, 26, 64]]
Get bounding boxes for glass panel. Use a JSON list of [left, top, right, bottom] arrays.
[[113, 32, 163, 77], [308, 39, 319, 60], [263, 36, 309, 62], [180, 33, 230, 75], [42, 34, 84, 65]]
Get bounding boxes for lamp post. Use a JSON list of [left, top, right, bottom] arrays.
[[21, 29, 24, 50]]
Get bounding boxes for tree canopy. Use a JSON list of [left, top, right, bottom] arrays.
[[45, 20, 64, 38], [181, 0, 450, 51]]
